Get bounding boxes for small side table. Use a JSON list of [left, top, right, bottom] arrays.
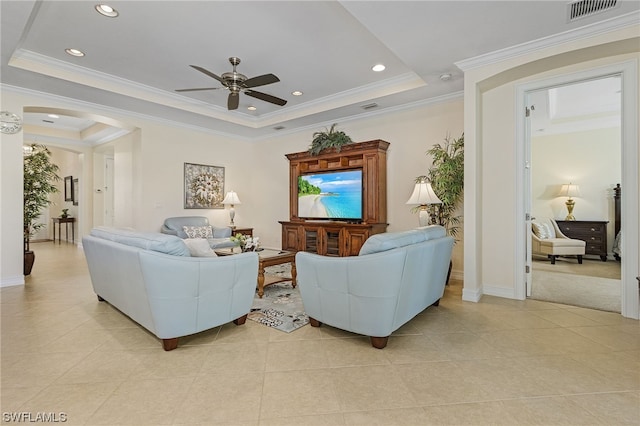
[[231, 227, 253, 237], [52, 217, 76, 244]]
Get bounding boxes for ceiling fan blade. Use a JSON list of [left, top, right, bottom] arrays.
[[245, 90, 287, 106], [228, 92, 239, 110], [190, 65, 224, 83], [243, 73, 280, 88], [175, 87, 220, 92]]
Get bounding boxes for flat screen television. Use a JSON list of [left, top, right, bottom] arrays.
[[298, 169, 363, 221]]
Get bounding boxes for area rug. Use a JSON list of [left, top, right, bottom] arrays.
[[248, 281, 309, 333], [249, 260, 307, 333], [531, 269, 621, 313]]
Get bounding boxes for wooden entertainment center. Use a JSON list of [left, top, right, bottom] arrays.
[[280, 139, 389, 256]]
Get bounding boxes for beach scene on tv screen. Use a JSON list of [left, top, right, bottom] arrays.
[[298, 170, 362, 219]]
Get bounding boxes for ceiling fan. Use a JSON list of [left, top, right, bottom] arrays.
[[176, 57, 287, 110]]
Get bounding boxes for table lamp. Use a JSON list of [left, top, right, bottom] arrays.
[[222, 190, 241, 227], [558, 183, 581, 220], [406, 181, 442, 226]]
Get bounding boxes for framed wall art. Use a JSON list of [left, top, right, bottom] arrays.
[[64, 176, 74, 202], [184, 162, 225, 209]]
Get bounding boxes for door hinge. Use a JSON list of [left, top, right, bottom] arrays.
[[526, 265, 530, 273], [525, 105, 535, 117]]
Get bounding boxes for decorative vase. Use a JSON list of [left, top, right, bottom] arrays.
[[24, 250, 35, 275]]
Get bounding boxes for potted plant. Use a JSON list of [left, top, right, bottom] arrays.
[[415, 133, 464, 238], [308, 123, 353, 156], [24, 144, 60, 275], [60, 208, 69, 218], [414, 133, 464, 284]]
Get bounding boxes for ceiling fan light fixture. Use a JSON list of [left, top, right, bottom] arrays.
[[65, 48, 85, 57], [372, 64, 386, 72], [247, 106, 257, 111], [292, 90, 303, 96], [95, 4, 119, 17]]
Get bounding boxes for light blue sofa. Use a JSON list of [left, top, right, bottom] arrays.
[[295, 225, 454, 348], [83, 227, 258, 350], [161, 216, 235, 249]]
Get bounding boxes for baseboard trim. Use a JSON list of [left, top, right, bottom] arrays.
[[462, 287, 482, 302], [1, 276, 25, 288], [483, 284, 521, 300]]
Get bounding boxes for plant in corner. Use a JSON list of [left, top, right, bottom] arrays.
[[308, 123, 353, 156], [24, 144, 61, 275], [415, 133, 464, 239]]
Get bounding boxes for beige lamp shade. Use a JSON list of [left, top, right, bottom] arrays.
[[558, 183, 581, 199], [406, 182, 442, 206], [222, 191, 242, 205]]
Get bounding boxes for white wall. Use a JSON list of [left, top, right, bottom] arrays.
[[0, 87, 464, 286], [532, 127, 621, 254], [462, 26, 639, 306], [253, 98, 465, 275]]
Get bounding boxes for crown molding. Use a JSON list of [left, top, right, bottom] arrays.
[[252, 90, 464, 142], [1, 84, 252, 143], [8, 49, 426, 130], [455, 12, 640, 71]]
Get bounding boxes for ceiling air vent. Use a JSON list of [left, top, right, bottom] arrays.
[[567, 0, 618, 21], [361, 103, 378, 110]]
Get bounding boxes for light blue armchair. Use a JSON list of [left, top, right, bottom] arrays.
[[83, 227, 258, 350], [161, 216, 235, 249], [295, 226, 453, 348]]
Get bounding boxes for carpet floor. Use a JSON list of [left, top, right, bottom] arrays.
[[531, 257, 622, 313]]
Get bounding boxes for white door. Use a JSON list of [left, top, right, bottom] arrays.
[[104, 157, 114, 226], [524, 100, 534, 296]]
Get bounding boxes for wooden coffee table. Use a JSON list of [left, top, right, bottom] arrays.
[[216, 248, 296, 298]]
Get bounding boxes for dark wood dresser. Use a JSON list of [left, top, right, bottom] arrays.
[[555, 220, 608, 261]]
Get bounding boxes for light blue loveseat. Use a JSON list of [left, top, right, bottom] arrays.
[[83, 226, 258, 350], [161, 216, 236, 249], [295, 225, 454, 348]]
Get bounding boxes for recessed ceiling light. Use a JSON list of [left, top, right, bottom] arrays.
[[95, 4, 119, 17], [439, 73, 452, 81], [292, 91, 303, 96], [47, 114, 59, 119], [65, 48, 85, 57], [247, 106, 257, 111], [372, 64, 386, 72]]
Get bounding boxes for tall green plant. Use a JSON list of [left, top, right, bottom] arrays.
[[24, 144, 60, 251], [416, 133, 464, 239], [308, 123, 352, 156]]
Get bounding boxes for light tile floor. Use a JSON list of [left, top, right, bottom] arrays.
[[2, 241, 638, 425]]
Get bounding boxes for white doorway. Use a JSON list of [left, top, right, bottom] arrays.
[[516, 60, 639, 320], [527, 76, 622, 312]]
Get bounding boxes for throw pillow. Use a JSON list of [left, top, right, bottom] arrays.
[[532, 221, 553, 239], [183, 238, 217, 257], [183, 225, 213, 239]]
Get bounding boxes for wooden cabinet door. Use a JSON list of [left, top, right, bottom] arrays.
[[303, 227, 321, 254], [343, 229, 369, 256], [282, 224, 300, 252]]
